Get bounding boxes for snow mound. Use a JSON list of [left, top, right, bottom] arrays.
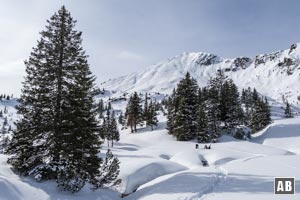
[[253, 116, 300, 154], [170, 150, 205, 169], [119, 160, 187, 195]]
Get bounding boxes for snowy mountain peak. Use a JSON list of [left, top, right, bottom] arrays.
[[102, 43, 300, 105]]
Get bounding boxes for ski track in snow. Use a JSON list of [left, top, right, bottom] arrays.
[[194, 166, 228, 200]]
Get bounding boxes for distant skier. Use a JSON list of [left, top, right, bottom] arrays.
[[195, 144, 199, 149]]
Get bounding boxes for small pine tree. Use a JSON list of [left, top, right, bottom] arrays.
[[108, 102, 112, 110], [1, 123, 6, 134], [226, 80, 243, 128], [166, 89, 177, 135], [118, 111, 125, 126], [92, 149, 120, 189], [110, 112, 120, 147], [146, 100, 158, 131], [3, 117, 7, 126], [103, 110, 112, 146], [206, 87, 221, 141], [143, 93, 149, 120], [252, 88, 259, 103], [98, 99, 104, 118], [284, 101, 293, 118], [262, 97, 272, 126], [197, 103, 209, 143], [125, 92, 143, 133], [250, 97, 271, 132]]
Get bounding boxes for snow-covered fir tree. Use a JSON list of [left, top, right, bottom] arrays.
[[118, 111, 125, 127], [97, 99, 104, 118], [145, 100, 158, 131], [284, 101, 293, 118], [125, 92, 143, 133], [110, 111, 120, 147], [225, 80, 243, 128], [249, 97, 271, 132], [197, 102, 209, 143], [170, 72, 199, 141], [205, 86, 221, 141], [6, 6, 119, 192], [93, 149, 120, 189], [143, 92, 149, 120], [166, 89, 178, 135]]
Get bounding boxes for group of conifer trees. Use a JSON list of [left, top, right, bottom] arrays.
[[241, 87, 272, 132], [100, 109, 120, 147], [166, 71, 271, 142], [0, 94, 12, 101], [122, 92, 158, 133], [5, 6, 119, 192]]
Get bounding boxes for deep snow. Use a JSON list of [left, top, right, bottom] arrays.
[[1, 99, 300, 200]]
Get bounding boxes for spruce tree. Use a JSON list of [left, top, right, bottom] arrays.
[[173, 72, 199, 141], [197, 102, 209, 143], [143, 92, 149, 120], [166, 89, 177, 135], [206, 86, 221, 141], [262, 97, 272, 126], [252, 88, 259, 103], [6, 6, 118, 192], [103, 110, 111, 146], [284, 101, 293, 118], [125, 92, 143, 133], [226, 80, 243, 128], [93, 149, 120, 189], [250, 97, 271, 132], [219, 80, 231, 125], [146, 100, 158, 131], [108, 102, 112, 110], [118, 111, 125, 126], [98, 99, 104, 118], [110, 112, 120, 147]]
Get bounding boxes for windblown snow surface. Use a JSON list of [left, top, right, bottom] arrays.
[[0, 97, 300, 200]]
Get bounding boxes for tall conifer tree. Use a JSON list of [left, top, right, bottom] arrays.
[[125, 92, 143, 133], [6, 6, 119, 192], [284, 101, 293, 118], [172, 72, 199, 141]]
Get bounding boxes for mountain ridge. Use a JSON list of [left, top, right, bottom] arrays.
[[102, 43, 300, 105]]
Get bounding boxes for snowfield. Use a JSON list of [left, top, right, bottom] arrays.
[[1, 99, 300, 199]]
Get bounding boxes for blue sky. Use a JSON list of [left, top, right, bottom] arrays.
[[1, 0, 300, 95]]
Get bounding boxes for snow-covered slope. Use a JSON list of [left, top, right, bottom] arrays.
[[102, 43, 300, 105], [1, 101, 300, 199]]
